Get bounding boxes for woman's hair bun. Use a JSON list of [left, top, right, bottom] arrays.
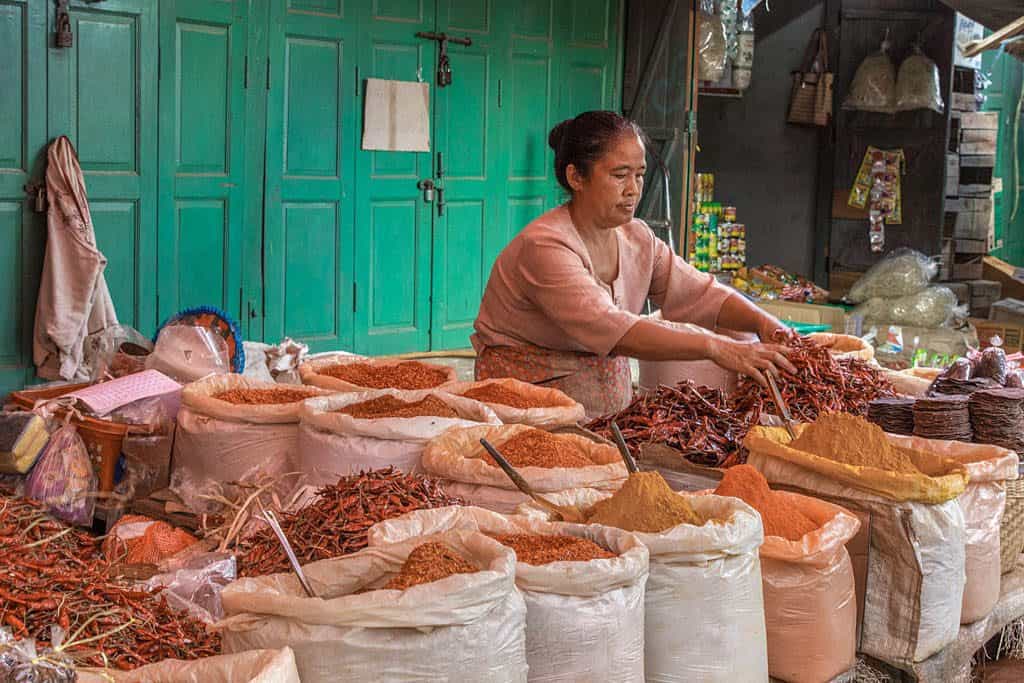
[[547, 118, 573, 153]]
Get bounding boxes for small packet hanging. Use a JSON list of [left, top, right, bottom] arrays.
[[25, 423, 97, 526]]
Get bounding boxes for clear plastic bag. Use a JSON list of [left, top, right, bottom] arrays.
[[25, 423, 96, 526], [106, 395, 173, 434], [896, 46, 945, 113], [146, 552, 237, 624], [853, 286, 961, 328], [0, 627, 76, 682], [842, 38, 897, 113], [698, 9, 728, 82], [84, 325, 153, 382], [146, 324, 230, 383], [848, 248, 937, 303], [977, 347, 1009, 385]]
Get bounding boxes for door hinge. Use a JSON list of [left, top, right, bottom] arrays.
[[266, 57, 270, 90], [244, 55, 249, 89]]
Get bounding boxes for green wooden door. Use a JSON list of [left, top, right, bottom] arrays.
[[352, 1, 437, 355], [430, 0, 504, 350], [982, 50, 1024, 266], [49, 0, 159, 336], [263, 0, 358, 353], [158, 0, 251, 331], [0, 0, 46, 394]]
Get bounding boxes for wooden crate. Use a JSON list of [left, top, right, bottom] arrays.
[[972, 319, 1023, 354]]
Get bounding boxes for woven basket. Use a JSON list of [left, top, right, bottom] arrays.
[[1000, 478, 1024, 574]]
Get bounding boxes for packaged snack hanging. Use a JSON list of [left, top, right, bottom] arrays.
[[843, 35, 897, 113], [850, 146, 903, 253], [896, 45, 945, 113]]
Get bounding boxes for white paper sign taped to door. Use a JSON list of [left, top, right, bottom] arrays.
[[362, 78, 430, 152]]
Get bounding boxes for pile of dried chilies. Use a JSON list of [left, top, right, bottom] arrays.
[[731, 336, 894, 424], [0, 495, 219, 670], [589, 337, 894, 468], [236, 468, 464, 577], [588, 382, 750, 467]]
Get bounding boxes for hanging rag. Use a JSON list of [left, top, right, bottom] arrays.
[[33, 136, 119, 381]]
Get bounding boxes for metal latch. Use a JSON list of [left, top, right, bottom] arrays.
[[417, 179, 435, 203], [24, 183, 46, 213]]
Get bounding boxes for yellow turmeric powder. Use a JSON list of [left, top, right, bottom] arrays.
[[586, 471, 704, 532], [791, 412, 920, 474]]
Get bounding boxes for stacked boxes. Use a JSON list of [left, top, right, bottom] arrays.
[[967, 280, 1001, 318], [990, 299, 1024, 328]]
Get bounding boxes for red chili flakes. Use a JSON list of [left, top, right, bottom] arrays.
[[212, 388, 316, 405], [383, 542, 478, 591], [479, 429, 595, 469], [319, 361, 450, 390], [461, 384, 562, 409], [487, 533, 616, 565], [336, 395, 459, 419]]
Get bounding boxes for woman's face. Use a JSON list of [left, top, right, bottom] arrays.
[[567, 133, 646, 228]]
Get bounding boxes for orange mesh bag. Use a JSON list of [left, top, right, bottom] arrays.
[[103, 514, 198, 565]]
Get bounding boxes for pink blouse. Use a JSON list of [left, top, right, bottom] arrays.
[[473, 205, 736, 356]]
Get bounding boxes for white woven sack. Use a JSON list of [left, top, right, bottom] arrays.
[[421, 424, 626, 493], [444, 378, 585, 428], [183, 374, 329, 424], [78, 648, 301, 683], [518, 490, 769, 683], [369, 506, 650, 683], [299, 356, 456, 392], [219, 530, 528, 682]]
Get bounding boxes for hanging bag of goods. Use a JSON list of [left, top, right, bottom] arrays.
[[744, 415, 967, 665], [171, 376, 330, 513], [296, 389, 501, 484], [888, 434, 1018, 624], [219, 531, 528, 682], [444, 378, 585, 428], [517, 475, 769, 683], [787, 28, 834, 127], [299, 356, 456, 392], [421, 424, 627, 514], [368, 506, 649, 683], [714, 466, 861, 683], [78, 647, 302, 683]]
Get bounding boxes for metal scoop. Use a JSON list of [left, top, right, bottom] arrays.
[[262, 509, 318, 598], [609, 421, 639, 474], [479, 438, 584, 523]]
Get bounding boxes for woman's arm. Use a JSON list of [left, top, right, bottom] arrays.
[[613, 318, 796, 387], [716, 293, 792, 342]]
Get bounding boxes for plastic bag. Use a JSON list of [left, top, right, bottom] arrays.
[[146, 551, 237, 624], [853, 286, 961, 328], [84, 324, 153, 382], [421, 424, 627, 513], [518, 490, 769, 683], [368, 506, 649, 683], [697, 10, 727, 82], [948, 357, 973, 380], [848, 248, 937, 303], [896, 46, 945, 113], [842, 38, 897, 113], [0, 627, 76, 682], [977, 346, 1009, 385], [78, 648, 301, 683], [219, 531, 529, 682], [25, 423, 96, 526], [146, 325, 231, 383]]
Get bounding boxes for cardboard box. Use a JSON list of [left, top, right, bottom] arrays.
[[959, 140, 997, 155], [990, 299, 1024, 327], [953, 258, 984, 281], [954, 211, 991, 240], [946, 153, 960, 197], [946, 197, 993, 213], [983, 256, 1024, 301], [973, 319, 1024, 353], [960, 112, 999, 130], [955, 238, 988, 255], [942, 281, 970, 304], [968, 280, 1002, 301], [758, 300, 848, 332], [961, 154, 997, 168], [951, 92, 979, 112], [961, 128, 997, 145]]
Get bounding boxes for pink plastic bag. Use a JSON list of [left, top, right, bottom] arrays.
[[25, 423, 96, 526]]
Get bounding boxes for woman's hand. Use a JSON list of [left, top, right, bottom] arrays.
[[756, 316, 795, 344], [708, 338, 797, 388]]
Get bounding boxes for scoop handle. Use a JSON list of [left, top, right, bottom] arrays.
[[610, 421, 640, 473], [479, 438, 568, 520]]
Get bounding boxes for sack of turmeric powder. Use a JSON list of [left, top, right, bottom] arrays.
[[444, 378, 585, 428], [421, 425, 627, 514], [368, 506, 649, 683], [743, 424, 968, 504], [518, 488, 769, 683], [888, 434, 1018, 624], [78, 648, 302, 683], [746, 445, 966, 665]]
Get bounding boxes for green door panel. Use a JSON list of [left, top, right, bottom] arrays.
[[48, 0, 158, 337], [263, 1, 357, 352], [982, 50, 1024, 266], [158, 0, 248, 333], [352, 1, 436, 355], [0, 0, 46, 394], [431, 0, 503, 350]]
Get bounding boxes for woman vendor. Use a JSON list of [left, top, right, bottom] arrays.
[[472, 111, 796, 417]]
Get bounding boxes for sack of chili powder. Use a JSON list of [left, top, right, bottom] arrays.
[[368, 505, 649, 682], [219, 530, 528, 682], [444, 378, 585, 428]]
